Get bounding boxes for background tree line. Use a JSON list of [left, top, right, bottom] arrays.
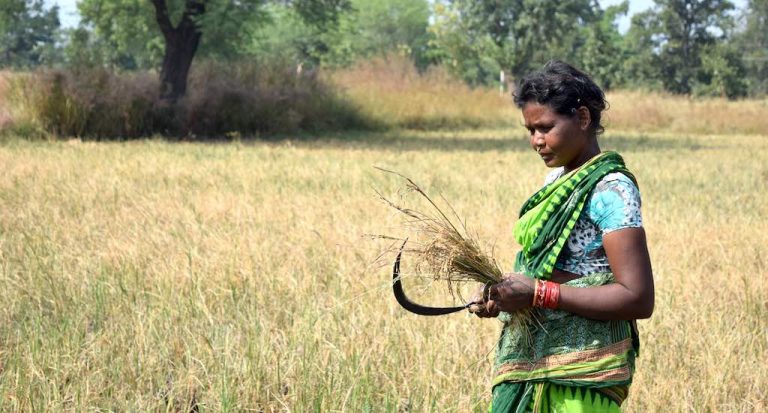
[[1, 0, 766, 98]]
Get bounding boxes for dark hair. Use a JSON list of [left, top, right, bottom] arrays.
[[513, 60, 607, 135]]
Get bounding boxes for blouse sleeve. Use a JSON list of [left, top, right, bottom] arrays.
[[588, 173, 643, 234]]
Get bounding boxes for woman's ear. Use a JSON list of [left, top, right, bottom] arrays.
[[577, 106, 591, 131]]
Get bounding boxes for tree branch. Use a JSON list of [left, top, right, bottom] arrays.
[[178, 0, 205, 33], [149, 0, 174, 38]]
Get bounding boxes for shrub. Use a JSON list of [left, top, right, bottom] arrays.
[[3, 62, 374, 140], [182, 61, 375, 137]]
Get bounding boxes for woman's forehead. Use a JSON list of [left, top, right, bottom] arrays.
[[522, 102, 558, 123]]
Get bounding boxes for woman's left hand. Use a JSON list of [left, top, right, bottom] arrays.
[[487, 273, 536, 313]]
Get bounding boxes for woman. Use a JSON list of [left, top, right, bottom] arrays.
[[471, 61, 654, 412]]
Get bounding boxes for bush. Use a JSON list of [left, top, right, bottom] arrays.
[[183, 62, 375, 137], [3, 62, 375, 140], [5, 69, 161, 139]]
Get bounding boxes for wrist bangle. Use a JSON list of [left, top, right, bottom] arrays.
[[543, 281, 560, 309], [533, 280, 560, 309]]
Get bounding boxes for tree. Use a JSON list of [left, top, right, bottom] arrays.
[[427, 0, 502, 85], [76, 0, 263, 71], [76, 0, 350, 100], [622, 9, 665, 90], [653, 0, 736, 94], [739, 0, 768, 95], [149, 0, 205, 100], [0, 0, 60, 68], [245, 0, 429, 69], [580, 1, 630, 90], [277, 0, 353, 66], [429, 0, 601, 83], [695, 41, 747, 97], [345, 0, 430, 66]]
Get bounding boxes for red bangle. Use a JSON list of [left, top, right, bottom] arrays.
[[544, 281, 560, 309], [533, 280, 560, 309]]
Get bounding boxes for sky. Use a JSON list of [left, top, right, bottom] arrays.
[[46, 0, 79, 28], [602, 0, 655, 32], [47, 0, 747, 33]]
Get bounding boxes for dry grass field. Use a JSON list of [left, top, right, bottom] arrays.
[[0, 127, 766, 411], [332, 57, 768, 135]]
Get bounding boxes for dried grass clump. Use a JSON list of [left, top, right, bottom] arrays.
[[3, 62, 375, 140], [376, 168, 532, 330]]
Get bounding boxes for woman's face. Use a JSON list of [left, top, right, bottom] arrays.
[[521, 102, 593, 170]]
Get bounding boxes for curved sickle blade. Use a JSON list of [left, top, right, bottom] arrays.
[[392, 240, 469, 316]]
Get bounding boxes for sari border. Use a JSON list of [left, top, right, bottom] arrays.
[[493, 338, 633, 385]]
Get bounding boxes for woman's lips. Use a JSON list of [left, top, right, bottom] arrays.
[[539, 152, 554, 161]]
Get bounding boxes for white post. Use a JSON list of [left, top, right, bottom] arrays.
[[500, 70, 505, 96]]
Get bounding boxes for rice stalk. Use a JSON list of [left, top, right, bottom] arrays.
[[375, 167, 532, 332]]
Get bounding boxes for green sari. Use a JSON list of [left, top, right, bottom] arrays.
[[492, 152, 640, 413]]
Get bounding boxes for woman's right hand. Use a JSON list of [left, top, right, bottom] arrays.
[[468, 273, 535, 317], [467, 283, 500, 318], [487, 273, 535, 313]]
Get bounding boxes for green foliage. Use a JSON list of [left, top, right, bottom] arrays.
[[74, 0, 159, 69], [657, 0, 736, 94], [246, 0, 430, 69], [424, 0, 752, 97], [74, 0, 271, 69], [694, 42, 748, 98], [344, 0, 431, 66], [579, 2, 629, 90], [427, 1, 501, 85], [71, 0, 361, 72], [249, 2, 351, 67], [61, 27, 107, 69], [244, 5, 312, 65], [621, 10, 665, 90], [618, 0, 747, 97], [237, 0, 353, 68], [290, 0, 351, 28], [738, 0, 768, 96], [430, 0, 600, 83], [0, 0, 60, 68]]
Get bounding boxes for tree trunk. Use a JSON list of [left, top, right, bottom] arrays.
[[159, 29, 201, 101], [151, 0, 205, 102]]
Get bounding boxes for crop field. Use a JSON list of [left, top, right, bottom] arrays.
[[0, 128, 766, 412]]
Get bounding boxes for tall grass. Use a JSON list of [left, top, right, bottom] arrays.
[[604, 90, 768, 135], [331, 57, 768, 135], [330, 56, 518, 130], [0, 131, 765, 411], [0, 72, 11, 130], [3, 59, 768, 139]]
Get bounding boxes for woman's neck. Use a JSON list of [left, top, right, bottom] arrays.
[[564, 140, 601, 174]]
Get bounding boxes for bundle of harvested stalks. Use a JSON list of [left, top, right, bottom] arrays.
[[376, 167, 532, 330]]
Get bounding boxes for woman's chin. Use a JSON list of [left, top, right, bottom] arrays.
[[540, 155, 558, 167]]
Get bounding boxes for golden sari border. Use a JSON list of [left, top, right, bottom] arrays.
[[495, 338, 633, 376]]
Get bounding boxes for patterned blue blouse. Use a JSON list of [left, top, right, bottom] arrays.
[[543, 167, 644, 276]]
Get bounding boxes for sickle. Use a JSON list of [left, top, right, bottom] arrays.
[[392, 240, 471, 316]]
